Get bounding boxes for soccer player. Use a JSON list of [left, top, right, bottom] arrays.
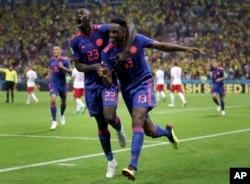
[[70, 6, 133, 178], [68, 66, 86, 114], [155, 65, 166, 102], [97, 17, 204, 180], [206, 58, 228, 115], [0, 64, 18, 103], [168, 62, 187, 107], [25, 65, 39, 104], [45, 45, 72, 130]]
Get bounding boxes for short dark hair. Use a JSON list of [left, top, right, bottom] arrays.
[[110, 17, 127, 28]]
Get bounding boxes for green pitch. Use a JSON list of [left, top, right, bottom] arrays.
[[0, 91, 249, 184]]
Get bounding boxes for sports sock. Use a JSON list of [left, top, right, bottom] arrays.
[[98, 128, 113, 161], [50, 103, 57, 121], [170, 92, 174, 104], [161, 91, 166, 98], [31, 93, 38, 102], [27, 94, 31, 103], [152, 124, 170, 138], [11, 92, 14, 103], [221, 101, 225, 110], [60, 102, 66, 116], [213, 98, 220, 105], [6, 92, 9, 102], [178, 93, 186, 103], [156, 92, 160, 101], [110, 116, 121, 131], [129, 127, 144, 170], [76, 98, 84, 108]]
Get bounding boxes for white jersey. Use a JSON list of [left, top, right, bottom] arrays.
[[170, 66, 182, 85], [155, 69, 165, 85], [26, 69, 37, 87], [72, 68, 84, 88]]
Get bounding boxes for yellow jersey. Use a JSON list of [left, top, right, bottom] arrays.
[[0, 68, 18, 83]]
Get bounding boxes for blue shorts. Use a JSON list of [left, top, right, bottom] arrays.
[[211, 85, 225, 97], [121, 78, 156, 115], [85, 85, 118, 117], [49, 84, 67, 99]]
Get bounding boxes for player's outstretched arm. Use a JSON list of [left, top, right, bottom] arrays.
[[152, 41, 204, 54]]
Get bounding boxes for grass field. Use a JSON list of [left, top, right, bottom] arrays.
[[0, 91, 249, 184]]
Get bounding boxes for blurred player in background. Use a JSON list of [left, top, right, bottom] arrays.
[[155, 65, 166, 102], [206, 58, 228, 115], [68, 66, 86, 114], [45, 45, 72, 130], [70, 6, 135, 178], [168, 61, 187, 107], [25, 65, 39, 104], [0, 64, 18, 103], [98, 17, 204, 180]]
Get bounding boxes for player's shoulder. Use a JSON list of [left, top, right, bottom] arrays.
[[92, 24, 109, 30], [71, 31, 81, 40], [103, 43, 115, 54]]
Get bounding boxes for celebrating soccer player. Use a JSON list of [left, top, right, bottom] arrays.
[[70, 6, 136, 178], [97, 17, 204, 181]]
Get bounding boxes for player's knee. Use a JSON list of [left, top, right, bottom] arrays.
[[104, 114, 116, 124], [144, 130, 154, 137]]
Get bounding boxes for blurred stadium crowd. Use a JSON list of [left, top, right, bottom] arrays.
[[0, 0, 249, 81]]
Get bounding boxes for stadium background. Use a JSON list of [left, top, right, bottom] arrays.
[[0, 0, 249, 92]]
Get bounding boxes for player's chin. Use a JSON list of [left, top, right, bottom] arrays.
[[110, 38, 116, 44]]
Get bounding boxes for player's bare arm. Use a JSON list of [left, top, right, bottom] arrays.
[[45, 67, 52, 80], [72, 58, 101, 73], [152, 41, 204, 54], [58, 61, 72, 74]]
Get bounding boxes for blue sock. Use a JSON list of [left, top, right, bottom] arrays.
[[98, 129, 113, 161], [129, 128, 144, 170], [51, 104, 56, 121], [60, 103, 66, 115], [152, 124, 171, 138]]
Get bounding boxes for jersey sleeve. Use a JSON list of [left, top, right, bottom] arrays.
[[136, 34, 154, 48], [93, 24, 109, 34]]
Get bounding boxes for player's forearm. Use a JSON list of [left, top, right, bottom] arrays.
[[62, 67, 72, 74], [102, 76, 112, 88], [73, 59, 98, 73], [153, 42, 189, 52]]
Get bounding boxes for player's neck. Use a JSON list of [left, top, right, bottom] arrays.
[[81, 26, 92, 37]]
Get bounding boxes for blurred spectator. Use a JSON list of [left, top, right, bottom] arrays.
[[0, 0, 249, 80]]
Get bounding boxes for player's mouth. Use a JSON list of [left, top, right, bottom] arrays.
[[77, 18, 83, 27]]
